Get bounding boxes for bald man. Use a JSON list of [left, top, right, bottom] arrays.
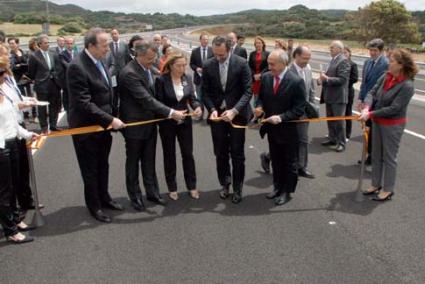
[[319, 40, 350, 153], [227, 32, 247, 59], [255, 49, 306, 206]]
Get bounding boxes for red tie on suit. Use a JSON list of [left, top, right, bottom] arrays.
[[273, 76, 280, 95]]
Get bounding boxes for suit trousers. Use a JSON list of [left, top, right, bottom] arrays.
[[296, 121, 309, 170], [326, 103, 346, 145], [16, 136, 34, 209], [159, 122, 197, 192], [268, 138, 299, 194], [210, 121, 245, 192], [72, 132, 113, 212], [345, 91, 354, 139], [124, 134, 160, 201], [36, 79, 61, 131], [371, 122, 405, 192], [0, 147, 18, 237]]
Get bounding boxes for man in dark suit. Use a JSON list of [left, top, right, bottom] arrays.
[[202, 36, 252, 204], [28, 34, 64, 133], [254, 49, 306, 206], [118, 42, 186, 211], [357, 38, 389, 165], [319, 40, 350, 152], [59, 37, 78, 117], [54, 36, 65, 55], [67, 28, 126, 223], [106, 28, 130, 115], [227, 32, 247, 59], [189, 32, 213, 115]]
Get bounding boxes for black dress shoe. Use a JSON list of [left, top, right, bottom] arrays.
[[260, 152, 271, 173], [7, 234, 34, 244], [321, 140, 337, 146], [266, 190, 279, 199], [335, 144, 345, 152], [358, 156, 372, 165], [146, 195, 167, 206], [372, 192, 394, 201], [131, 199, 145, 211], [49, 126, 63, 131], [90, 210, 111, 223], [219, 185, 230, 199], [298, 169, 315, 179], [25, 203, 45, 210], [231, 191, 242, 204], [274, 192, 292, 206], [102, 200, 124, 211], [17, 223, 36, 232]]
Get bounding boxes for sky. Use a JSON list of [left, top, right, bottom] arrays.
[[51, 0, 425, 16]]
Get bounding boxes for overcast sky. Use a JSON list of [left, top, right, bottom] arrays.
[[51, 0, 425, 16]]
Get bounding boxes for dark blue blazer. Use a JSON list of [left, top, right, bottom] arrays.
[[359, 55, 389, 102]]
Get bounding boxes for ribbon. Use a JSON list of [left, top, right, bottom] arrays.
[[27, 114, 194, 149]]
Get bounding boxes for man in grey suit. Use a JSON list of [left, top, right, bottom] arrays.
[[290, 46, 316, 178], [106, 28, 129, 115], [319, 40, 350, 152]]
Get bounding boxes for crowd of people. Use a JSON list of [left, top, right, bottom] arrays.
[[0, 27, 419, 244]]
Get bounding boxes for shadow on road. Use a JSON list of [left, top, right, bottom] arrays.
[[327, 191, 379, 216]]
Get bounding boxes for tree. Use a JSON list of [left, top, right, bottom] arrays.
[[353, 0, 421, 44]]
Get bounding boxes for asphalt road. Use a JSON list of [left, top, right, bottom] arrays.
[[1, 29, 425, 284]]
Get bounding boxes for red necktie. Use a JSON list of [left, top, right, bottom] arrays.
[[273, 76, 280, 95]]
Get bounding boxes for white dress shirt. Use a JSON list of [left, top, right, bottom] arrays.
[[173, 83, 184, 102], [0, 95, 32, 149]]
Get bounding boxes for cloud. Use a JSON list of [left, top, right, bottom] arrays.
[[51, 0, 425, 16]]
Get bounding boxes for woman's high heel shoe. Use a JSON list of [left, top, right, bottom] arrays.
[[362, 186, 382, 195], [372, 192, 394, 201]]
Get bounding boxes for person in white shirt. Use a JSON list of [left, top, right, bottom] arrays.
[[0, 65, 38, 244]]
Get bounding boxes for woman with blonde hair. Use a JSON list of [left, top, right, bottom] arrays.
[[0, 58, 39, 244], [155, 53, 203, 200]]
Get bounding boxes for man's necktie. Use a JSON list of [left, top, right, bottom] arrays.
[[202, 48, 206, 62], [220, 62, 227, 91], [43, 51, 52, 70], [114, 42, 119, 55], [95, 61, 109, 85], [273, 76, 280, 95], [145, 69, 154, 87]]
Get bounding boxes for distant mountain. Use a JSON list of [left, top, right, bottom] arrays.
[[1, 0, 423, 41]]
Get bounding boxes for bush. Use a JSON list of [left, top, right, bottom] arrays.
[[58, 22, 82, 34]]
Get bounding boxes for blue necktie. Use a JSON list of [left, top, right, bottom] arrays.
[[95, 61, 109, 85], [145, 69, 153, 87]]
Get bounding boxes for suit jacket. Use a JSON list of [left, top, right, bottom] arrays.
[[359, 55, 389, 102], [67, 51, 114, 130], [257, 70, 306, 144], [348, 59, 359, 99], [232, 45, 248, 59], [321, 53, 350, 104], [118, 59, 171, 140], [289, 63, 315, 103], [59, 49, 77, 87], [202, 54, 253, 125], [365, 74, 415, 120], [106, 41, 130, 77], [155, 73, 201, 127], [28, 49, 63, 93], [189, 46, 214, 85], [9, 49, 29, 82], [248, 50, 270, 78]]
